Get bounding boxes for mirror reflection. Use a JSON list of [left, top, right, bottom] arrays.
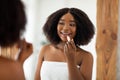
[[22, 0, 97, 80]]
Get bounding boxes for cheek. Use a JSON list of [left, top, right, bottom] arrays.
[[72, 28, 77, 37], [57, 25, 62, 32], [57, 26, 61, 34]]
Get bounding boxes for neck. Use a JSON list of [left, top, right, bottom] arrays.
[[54, 42, 66, 50], [0, 44, 19, 60]]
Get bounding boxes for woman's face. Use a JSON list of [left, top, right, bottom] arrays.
[[57, 12, 76, 42]]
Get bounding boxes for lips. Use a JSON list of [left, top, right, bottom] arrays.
[[60, 31, 72, 38]]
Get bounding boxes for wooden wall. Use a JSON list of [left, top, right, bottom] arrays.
[[96, 0, 118, 80], [117, 0, 120, 79]]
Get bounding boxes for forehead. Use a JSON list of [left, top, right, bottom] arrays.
[[60, 13, 75, 21]]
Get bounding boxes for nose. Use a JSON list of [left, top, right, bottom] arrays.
[[63, 24, 69, 31]]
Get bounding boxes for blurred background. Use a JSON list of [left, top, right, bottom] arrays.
[[21, 0, 97, 80]]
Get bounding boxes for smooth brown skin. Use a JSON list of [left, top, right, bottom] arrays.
[[35, 13, 93, 80], [0, 39, 33, 80], [18, 39, 33, 64], [0, 57, 25, 80]]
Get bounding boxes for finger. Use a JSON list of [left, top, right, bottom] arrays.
[[26, 43, 31, 49], [66, 41, 73, 49], [27, 43, 33, 52], [71, 39, 76, 48], [67, 39, 76, 54], [64, 43, 68, 54], [16, 38, 25, 49], [17, 39, 25, 48], [67, 36, 71, 42], [20, 40, 32, 50]]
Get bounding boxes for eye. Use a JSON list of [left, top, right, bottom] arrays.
[[58, 21, 64, 25], [69, 23, 76, 27]]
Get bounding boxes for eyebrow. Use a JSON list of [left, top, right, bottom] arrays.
[[59, 19, 75, 23]]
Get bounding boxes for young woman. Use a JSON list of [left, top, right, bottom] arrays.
[[35, 8, 95, 80]]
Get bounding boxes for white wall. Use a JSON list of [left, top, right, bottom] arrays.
[[22, 0, 97, 80]]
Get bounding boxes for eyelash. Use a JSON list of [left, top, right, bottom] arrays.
[[58, 22, 64, 25], [58, 22, 76, 27]]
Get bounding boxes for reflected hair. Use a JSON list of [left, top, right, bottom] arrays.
[[43, 7, 95, 46]]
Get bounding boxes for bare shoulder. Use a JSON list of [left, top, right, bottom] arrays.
[[40, 44, 51, 52], [77, 48, 93, 80], [76, 48, 93, 65], [82, 48, 93, 60], [83, 50, 93, 59], [38, 44, 52, 60]]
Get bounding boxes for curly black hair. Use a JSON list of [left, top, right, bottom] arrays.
[[43, 8, 95, 46], [0, 0, 26, 47]]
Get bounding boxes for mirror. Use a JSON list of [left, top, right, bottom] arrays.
[[22, 0, 97, 80]]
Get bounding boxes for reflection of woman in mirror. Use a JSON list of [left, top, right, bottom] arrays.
[[35, 7, 95, 80], [0, 0, 33, 80]]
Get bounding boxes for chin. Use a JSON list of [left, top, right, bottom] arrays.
[[60, 38, 66, 42]]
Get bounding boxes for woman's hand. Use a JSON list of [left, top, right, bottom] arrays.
[[18, 39, 33, 64], [64, 38, 76, 63]]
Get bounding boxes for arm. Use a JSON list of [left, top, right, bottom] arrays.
[[17, 39, 33, 64], [79, 53, 93, 80], [34, 46, 46, 80], [67, 52, 93, 80], [64, 40, 93, 80]]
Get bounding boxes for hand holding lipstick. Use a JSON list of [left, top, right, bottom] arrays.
[[17, 39, 33, 64], [64, 36, 76, 62], [67, 36, 71, 42]]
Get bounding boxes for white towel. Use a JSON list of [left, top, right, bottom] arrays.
[[41, 61, 69, 80]]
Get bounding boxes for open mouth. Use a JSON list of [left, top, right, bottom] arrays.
[[60, 31, 71, 36], [59, 31, 72, 41]]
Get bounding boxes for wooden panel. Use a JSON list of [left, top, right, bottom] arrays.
[[117, 0, 120, 79], [96, 0, 118, 80]]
